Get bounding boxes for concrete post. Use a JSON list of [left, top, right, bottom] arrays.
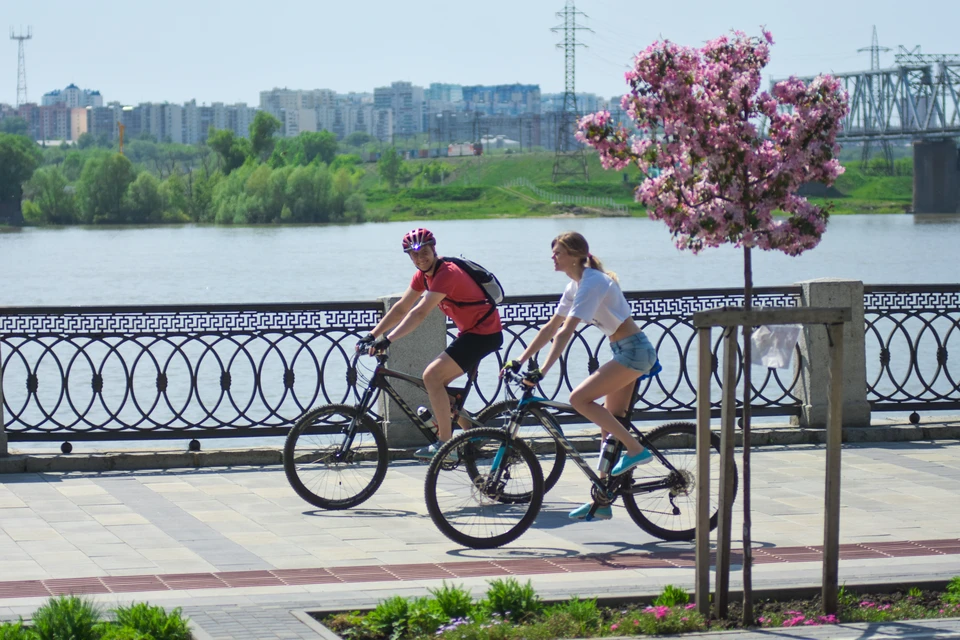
[[794, 279, 871, 428], [913, 139, 960, 214], [377, 294, 448, 448]]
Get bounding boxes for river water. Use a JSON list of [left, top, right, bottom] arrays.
[[1, 214, 958, 308], [1, 215, 958, 453]]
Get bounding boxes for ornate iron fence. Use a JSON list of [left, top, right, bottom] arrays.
[[0, 302, 381, 442], [864, 284, 960, 414], [2, 284, 956, 444], [485, 287, 803, 422]]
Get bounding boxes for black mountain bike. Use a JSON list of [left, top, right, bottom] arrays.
[[283, 350, 565, 510], [423, 368, 738, 549]]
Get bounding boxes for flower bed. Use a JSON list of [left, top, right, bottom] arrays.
[[317, 576, 960, 639]]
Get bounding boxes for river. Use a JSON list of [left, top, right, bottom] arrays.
[[1, 214, 958, 308]]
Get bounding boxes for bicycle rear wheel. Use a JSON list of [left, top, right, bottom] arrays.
[[474, 401, 565, 495], [621, 421, 737, 542], [424, 427, 543, 549], [283, 404, 388, 510]]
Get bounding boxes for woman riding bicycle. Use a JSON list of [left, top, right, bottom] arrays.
[[503, 231, 658, 521], [358, 228, 504, 459]]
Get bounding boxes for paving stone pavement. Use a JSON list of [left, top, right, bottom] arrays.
[[1, 437, 959, 639]]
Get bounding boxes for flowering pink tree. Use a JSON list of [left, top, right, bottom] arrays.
[[578, 30, 848, 623]]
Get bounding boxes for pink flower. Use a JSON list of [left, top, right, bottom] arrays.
[[819, 614, 838, 624], [860, 601, 875, 608], [685, 603, 696, 610], [611, 623, 619, 630], [878, 604, 891, 611], [577, 29, 847, 261], [782, 615, 806, 627]]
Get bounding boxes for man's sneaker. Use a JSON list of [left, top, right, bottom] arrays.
[[568, 501, 612, 521], [414, 443, 458, 462], [610, 448, 653, 476]]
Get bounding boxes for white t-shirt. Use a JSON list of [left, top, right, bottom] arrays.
[[555, 268, 632, 337]]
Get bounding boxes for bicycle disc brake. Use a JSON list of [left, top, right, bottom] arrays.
[[666, 469, 695, 515]]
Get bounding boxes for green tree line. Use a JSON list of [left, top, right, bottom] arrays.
[[1, 111, 368, 226]]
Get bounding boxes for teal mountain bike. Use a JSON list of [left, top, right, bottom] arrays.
[[423, 366, 738, 549]]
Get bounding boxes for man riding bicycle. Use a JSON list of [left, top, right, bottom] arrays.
[[357, 228, 504, 458]]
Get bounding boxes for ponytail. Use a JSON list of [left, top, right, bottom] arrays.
[[586, 253, 618, 284]]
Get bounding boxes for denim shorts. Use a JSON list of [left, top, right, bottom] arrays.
[[610, 332, 657, 374]]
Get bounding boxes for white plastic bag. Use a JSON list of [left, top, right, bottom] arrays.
[[751, 324, 801, 369]]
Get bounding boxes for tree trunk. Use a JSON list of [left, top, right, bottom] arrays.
[[742, 246, 754, 625]]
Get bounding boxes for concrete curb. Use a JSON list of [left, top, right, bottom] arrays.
[[1, 422, 958, 474]]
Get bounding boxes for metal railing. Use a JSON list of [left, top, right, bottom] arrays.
[[503, 178, 630, 214], [1, 284, 957, 444], [864, 284, 960, 413]]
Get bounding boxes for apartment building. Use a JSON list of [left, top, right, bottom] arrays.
[[42, 84, 103, 108], [462, 84, 540, 116], [373, 81, 425, 136]]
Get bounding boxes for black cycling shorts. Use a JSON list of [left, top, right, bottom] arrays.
[[445, 331, 503, 373]]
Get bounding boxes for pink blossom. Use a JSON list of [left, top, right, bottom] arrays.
[[611, 623, 619, 630], [819, 614, 838, 624], [577, 29, 848, 259], [860, 601, 875, 608], [878, 604, 891, 611], [685, 603, 697, 610]]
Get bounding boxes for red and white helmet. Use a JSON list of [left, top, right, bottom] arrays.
[[401, 228, 436, 253]]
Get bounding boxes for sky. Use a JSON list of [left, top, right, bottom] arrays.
[[3, 0, 958, 108]]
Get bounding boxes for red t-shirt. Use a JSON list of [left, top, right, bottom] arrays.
[[410, 259, 503, 335]]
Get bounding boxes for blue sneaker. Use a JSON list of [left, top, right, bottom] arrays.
[[610, 448, 653, 476], [568, 502, 612, 521], [414, 443, 458, 462]]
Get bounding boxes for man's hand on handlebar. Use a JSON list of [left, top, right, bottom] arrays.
[[355, 333, 376, 354], [371, 336, 391, 355]]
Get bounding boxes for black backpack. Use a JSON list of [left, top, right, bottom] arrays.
[[427, 257, 505, 329]]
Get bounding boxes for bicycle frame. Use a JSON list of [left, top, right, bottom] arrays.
[[339, 351, 486, 454], [497, 372, 681, 498]]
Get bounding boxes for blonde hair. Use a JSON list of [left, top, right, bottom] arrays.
[[551, 232, 619, 283]]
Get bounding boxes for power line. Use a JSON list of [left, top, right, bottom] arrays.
[[10, 26, 32, 108], [551, 0, 591, 183], [856, 26, 893, 172]]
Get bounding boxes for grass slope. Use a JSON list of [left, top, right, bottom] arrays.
[[360, 153, 914, 221]]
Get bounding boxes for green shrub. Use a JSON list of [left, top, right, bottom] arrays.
[[944, 576, 960, 604], [0, 620, 32, 640], [405, 597, 446, 637], [30, 595, 104, 640], [112, 602, 191, 640], [428, 582, 475, 620], [543, 597, 601, 636], [362, 595, 411, 638], [653, 584, 690, 607], [481, 578, 542, 621], [99, 626, 152, 640]]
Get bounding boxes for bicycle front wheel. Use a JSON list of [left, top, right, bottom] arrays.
[[475, 400, 565, 495], [283, 404, 388, 510], [424, 427, 544, 549], [621, 421, 737, 542]]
